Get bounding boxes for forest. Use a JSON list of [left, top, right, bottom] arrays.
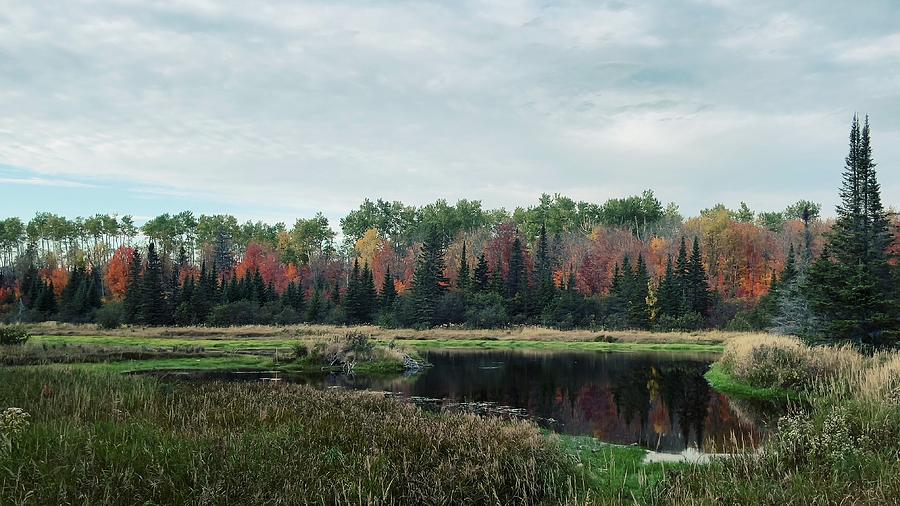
[[1, 116, 897, 347]]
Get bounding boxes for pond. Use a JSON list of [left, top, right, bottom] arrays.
[[154, 349, 764, 453]]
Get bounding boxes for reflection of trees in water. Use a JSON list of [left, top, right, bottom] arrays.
[[610, 363, 710, 450], [250, 350, 761, 453]]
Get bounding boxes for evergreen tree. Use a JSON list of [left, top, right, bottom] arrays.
[[360, 262, 377, 322], [534, 223, 556, 309], [674, 237, 689, 313], [379, 267, 397, 310], [123, 250, 142, 324], [490, 259, 505, 295], [686, 237, 711, 316], [473, 253, 489, 293], [457, 241, 470, 291], [807, 115, 898, 346], [330, 282, 341, 307], [627, 254, 651, 329], [655, 254, 680, 321], [140, 243, 168, 325], [305, 288, 323, 323], [506, 235, 530, 320], [35, 281, 57, 316], [410, 232, 448, 326]]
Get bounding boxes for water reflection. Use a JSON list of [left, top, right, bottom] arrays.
[[156, 349, 764, 453]]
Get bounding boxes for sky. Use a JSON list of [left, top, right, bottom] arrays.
[[1, 0, 899, 228]]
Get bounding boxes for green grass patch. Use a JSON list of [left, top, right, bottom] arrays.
[[704, 362, 800, 402], [556, 434, 679, 503]]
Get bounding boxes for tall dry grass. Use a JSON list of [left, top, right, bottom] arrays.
[[718, 333, 900, 402], [25, 321, 749, 345], [648, 335, 900, 504]]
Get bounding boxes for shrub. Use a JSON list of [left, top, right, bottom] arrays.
[[290, 342, 308, 361], [654, 312, 703, 332], [433, 292, 467, 325], [208, 301, 259, 326], [464, 292, 508, 329], [343, 331, 374, 361], [94, 302, 124, 329], [273, 307, 301, 325], [0, 325, 30, 345]]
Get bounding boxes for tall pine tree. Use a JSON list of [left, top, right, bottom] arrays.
[[807, 115, 897, 346]]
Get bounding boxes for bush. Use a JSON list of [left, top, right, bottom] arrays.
[[0, 325, 30, 345], [433, 292, 467, 325], [654, 312, 703, 332], [464, 292, 508, 329], [94, 302, 124, 329], [208, 301, 260, 326], [273, 307, 301, 325], [290, 342, 308, 361]]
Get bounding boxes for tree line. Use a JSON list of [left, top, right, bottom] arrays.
[[0, 115, 897, 346]]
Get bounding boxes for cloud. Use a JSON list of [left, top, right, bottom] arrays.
[[837, 33, 900, 62], [0, 0, 898, 221], [0, 177, 96, 189]]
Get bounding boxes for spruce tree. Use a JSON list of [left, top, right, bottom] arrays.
[[457, 241, 470, 291], [360, 262, 377, 322], [473, 253, 489, 292], [140, 243, 168, 325], [123, 250, 142, 324], [534, 223, 556, 310], [628, 254, 651, 329], [655, 254, 680, 321], [379, 267, 397, 310], [807, 115, 897, 346], [490, 259, 505, 295], [410, 232, 448, 327], [507, 236, 526, 298], [686, 237, 711, 317], [506, 235, 529, 320], [345, 259, 362, 322], [305, 288, 322, 322], [35, 281, 57, 316], [674, 237, 689, 314]]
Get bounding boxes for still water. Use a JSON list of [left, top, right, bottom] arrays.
[[158, 349, 763, 453]]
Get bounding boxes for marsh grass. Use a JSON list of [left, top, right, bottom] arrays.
[[0, 342, 218, 367], [651, 335, 900, 504], [0, 367, 609, 505], [25, 321, 746, 345]]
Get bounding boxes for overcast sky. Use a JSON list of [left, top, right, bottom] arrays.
[[1, 0, 899, 227]]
